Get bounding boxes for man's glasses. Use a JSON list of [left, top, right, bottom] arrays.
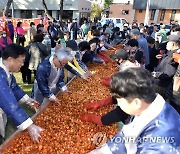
[[14, 58, 25, 64]]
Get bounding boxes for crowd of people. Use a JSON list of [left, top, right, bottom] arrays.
[[0, 16, 179, 153]]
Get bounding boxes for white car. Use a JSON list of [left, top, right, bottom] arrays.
[[100, 18, 128, 31]]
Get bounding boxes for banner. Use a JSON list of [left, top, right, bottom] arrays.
[[0, 17, 48, 33]]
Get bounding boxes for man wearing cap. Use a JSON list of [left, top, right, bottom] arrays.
[[154, 35, 179, 88], [130, 29, 150, 67], [122, 23, 130, 39], [154, 35, 180, 113]]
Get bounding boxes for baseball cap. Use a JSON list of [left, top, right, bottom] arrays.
[[168, 35, 180, 42], [66, 40, 78, 51], [130, 29, 140, 36], [124, 23, 128, 27], [110, 49, 129, 60]]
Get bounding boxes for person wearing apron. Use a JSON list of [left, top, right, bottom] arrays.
[[0, 44, 43, 144]]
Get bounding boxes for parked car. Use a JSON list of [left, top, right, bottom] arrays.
[[100, 18, 128, 31]]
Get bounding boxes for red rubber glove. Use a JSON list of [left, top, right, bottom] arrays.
[[101, 78, 110, 87], [84, 96, 113, 110], [80, 113, 103, 126], [101, 76, 111, 81], [97, 53, 110, 63]]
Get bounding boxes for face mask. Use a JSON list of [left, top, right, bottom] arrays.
[[116, 60, 121, 66], [2, 34, 6, 37], [171, 31, 178, 35], [71, 51, 76, 57]]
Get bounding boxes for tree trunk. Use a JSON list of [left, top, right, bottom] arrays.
[[41, 0, 54, 21], [3, 0, 13, 17], [59, 0, 64, 21]]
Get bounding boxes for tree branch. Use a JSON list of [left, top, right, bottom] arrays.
[[3, 0, 13, 17], [59, 0, 64, 21], [41, 0, 54, 21]]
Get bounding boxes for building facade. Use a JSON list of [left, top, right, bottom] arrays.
[[109, 3, 133, 23], [0, 0, 91, 22], [89, 0, 105, 7], [109, 0, 134, 23], [133, 0, 180, 24]]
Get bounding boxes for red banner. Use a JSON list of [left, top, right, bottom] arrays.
[[0, 17, 48, 33]]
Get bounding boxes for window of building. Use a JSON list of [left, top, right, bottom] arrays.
[[57, 10, 73, 20], [37, 10, 44, 16], [150, 9, 156, 20], [48, 10, 52, 16], [37, 10, 45, 18], [21, 10, 32, 19], [171, 10, 176, 21], [139, 9, 143, 13], [116, 19, 121, 23], [160, 9, 166, 21], [122, 10, 129, 15]]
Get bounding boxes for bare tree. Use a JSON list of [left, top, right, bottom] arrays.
[[59, 0, 64, 21], [3, 0, 13, 17], [42, 0, 54, 21]]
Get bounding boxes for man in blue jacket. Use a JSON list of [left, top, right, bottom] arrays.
[[130, 29, 150, 67], [90, 68, 180, 154], [0, 44, 43, 144], [32, 47, 90, 105]]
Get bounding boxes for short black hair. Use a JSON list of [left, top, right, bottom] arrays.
[[91, 26, 97, 31], [89, 38, 99, 45], [147, 36, 155, 44], [110, 68, 156, 103], [114, 27, 120, 32], [174, 26, 180, 32], [30, 22, 35, 27], [127, 39, 139, 47], [92, 29, 100, 37], [78, 41, 90, 51], [2, 44, 26, 60], [33, 34, 44, 42], [17, 22, 22, 27]]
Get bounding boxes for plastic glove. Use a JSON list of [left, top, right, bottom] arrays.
[[81, 73, 89, 81], [86, 70, 92, 77], [80, 113, 103, 126], [81, 71, 92, 81], [26, 98, 40, 111], [27, 124, 44, 142], [84, 96, 113, 110], [55, 44, 61, 51], [98, 53, 110, 63], [49, 95, 60, 104], [62, 90, 72, 97]]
